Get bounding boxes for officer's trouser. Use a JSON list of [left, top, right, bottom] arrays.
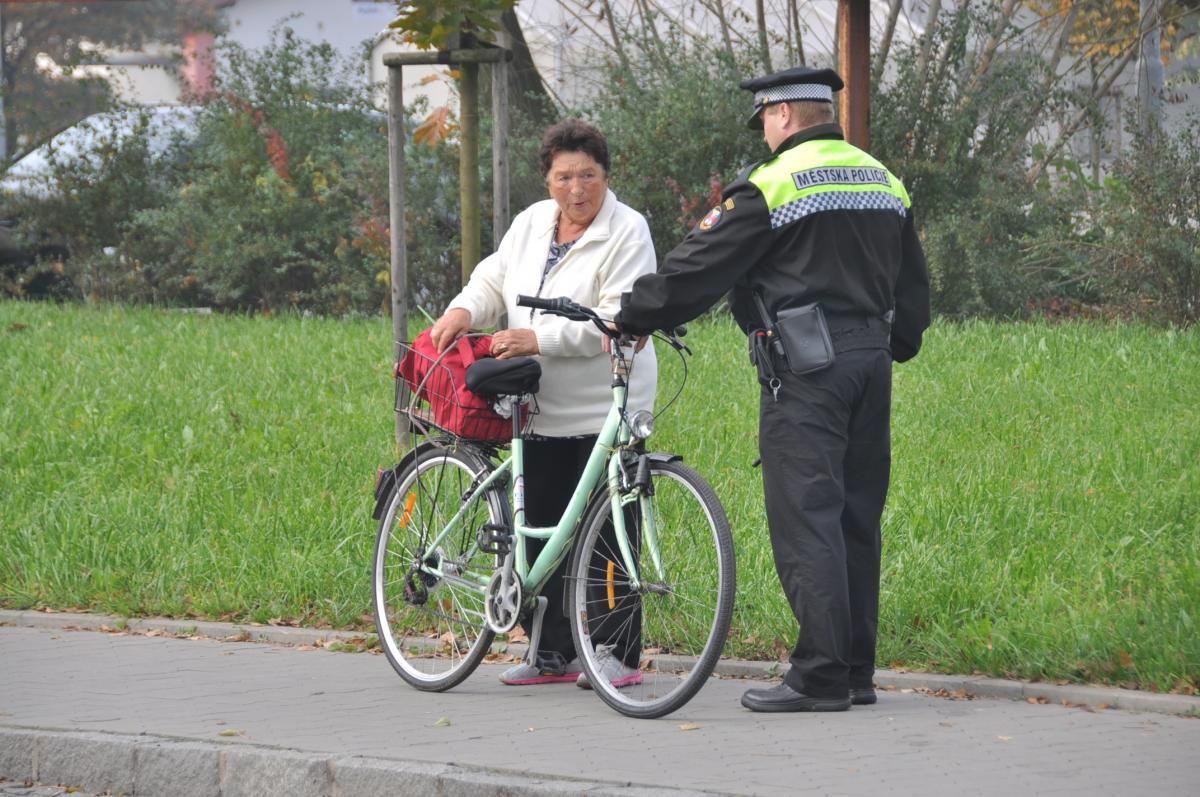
[[759, 346, 892, 699]]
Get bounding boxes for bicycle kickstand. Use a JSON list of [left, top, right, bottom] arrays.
[[524, 595, 549, 667]]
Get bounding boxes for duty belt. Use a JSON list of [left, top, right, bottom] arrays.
[[824, 312, 892, 353]]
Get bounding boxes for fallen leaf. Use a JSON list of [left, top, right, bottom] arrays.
[[1118, 650, 1134, 668], [218, 729, 244, 737], [1026, 696, 1048, 704], [507, 627, 528, 643], [434, 716, 451, 727], [997, 735, 1012, 741], [678, 723, 701, 731]]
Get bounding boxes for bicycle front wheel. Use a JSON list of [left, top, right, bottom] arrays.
[[373, 445, 507, 691], [567, 458, 735, 718]]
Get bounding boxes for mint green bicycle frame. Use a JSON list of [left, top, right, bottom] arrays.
[[415, 372, 661, 600]]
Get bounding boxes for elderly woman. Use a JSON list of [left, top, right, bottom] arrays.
[[430, 119, 658, 688]]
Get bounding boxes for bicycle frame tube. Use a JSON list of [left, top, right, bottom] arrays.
[[413, 361, 649, 599], [516, 386, 635, 594]]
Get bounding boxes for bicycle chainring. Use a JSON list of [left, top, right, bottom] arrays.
[[484, 569, 521, 633]]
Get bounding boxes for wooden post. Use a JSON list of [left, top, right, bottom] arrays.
[[459, 61, 481, 287], [837, 0, 871, 150], [387, 64, 409, 447], [491, 35, 511, 250], [381, 47, 512, 445]]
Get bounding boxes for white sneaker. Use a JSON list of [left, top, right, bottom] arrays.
[[499, 656, 582, 685], [576, 656, 643, 689]]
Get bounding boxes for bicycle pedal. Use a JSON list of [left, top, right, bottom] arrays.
[[478, 523, 512, 555]]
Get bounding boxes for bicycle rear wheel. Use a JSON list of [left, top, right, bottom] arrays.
[[567, 458, 735, 718], [373, 445, 507, 691]]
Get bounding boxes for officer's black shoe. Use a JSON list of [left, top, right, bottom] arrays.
[[850, 687, 877, 705], [740, 683, 851, 713]]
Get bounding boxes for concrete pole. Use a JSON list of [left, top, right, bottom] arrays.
[[1138, 0, 1164, 133], [0, 6, 7, 164], [837, 0, 871, 150], [386, 65, 409, 447]]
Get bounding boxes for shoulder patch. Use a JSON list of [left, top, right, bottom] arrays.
[[724, 198, 735, 210], [698, 205, 723, 231]]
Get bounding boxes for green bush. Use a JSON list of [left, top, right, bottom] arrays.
[[2, 25, 472, 317], [1088, 126, 1200, 325], [0, 106, 185, 301]]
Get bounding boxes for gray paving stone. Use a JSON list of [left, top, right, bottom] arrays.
[[35, 732, 134, 796], [133, 740, 221, 797], [219, 748, 331, 797], [0, 731, 33, 783]]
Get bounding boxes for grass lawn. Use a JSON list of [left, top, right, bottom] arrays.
[[2, 301, 1197, 692]]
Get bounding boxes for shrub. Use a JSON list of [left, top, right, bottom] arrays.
[[576, 27, 765, 258], [1089, 125, 1200, 325]]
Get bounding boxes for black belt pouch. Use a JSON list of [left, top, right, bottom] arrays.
[[775, 303, 836, 375]]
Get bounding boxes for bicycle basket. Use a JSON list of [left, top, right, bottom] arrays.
[[394, 331, 531, 442]]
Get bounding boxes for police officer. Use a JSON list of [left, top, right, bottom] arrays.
[[616, 66, 930, 712]]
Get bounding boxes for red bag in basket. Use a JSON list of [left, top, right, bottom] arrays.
[[396, 329, 510, 440]]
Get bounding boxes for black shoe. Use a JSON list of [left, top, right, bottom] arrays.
[[740, 683, 851, 713], [850, 687, 877, 705]]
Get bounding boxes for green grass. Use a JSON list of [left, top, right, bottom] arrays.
[[2, 301, 1197, 692]]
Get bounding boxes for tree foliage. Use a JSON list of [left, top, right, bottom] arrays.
[[0, 0, 220, 161], [389, 0, 515, 49]]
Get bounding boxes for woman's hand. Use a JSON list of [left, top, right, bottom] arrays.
[[430, 308, 472, 352], [491, 329, 539, 360]]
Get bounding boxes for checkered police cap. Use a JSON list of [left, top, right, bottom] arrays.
[[740, 66, 844, 129]]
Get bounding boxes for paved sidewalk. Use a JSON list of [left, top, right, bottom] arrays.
[[2, 623, 1198, 796]]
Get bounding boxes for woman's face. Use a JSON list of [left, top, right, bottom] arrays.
[[546, 150, 608, 229]]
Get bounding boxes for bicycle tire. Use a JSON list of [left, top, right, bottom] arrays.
[[567, 458, 735, 718], [373, 444, 508, 691]]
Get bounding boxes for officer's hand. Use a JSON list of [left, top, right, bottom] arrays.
[[601, 322, 648, 353]]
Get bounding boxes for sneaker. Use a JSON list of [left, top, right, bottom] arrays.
[[498, 656, 582, 686], [850, 687, 877, 705], [576, 657, 644, 690]]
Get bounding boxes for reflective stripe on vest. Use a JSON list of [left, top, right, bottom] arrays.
[[749, 139, 911, 229]]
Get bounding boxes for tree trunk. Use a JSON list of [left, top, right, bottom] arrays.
[[756, 0, 773, 72], [706, 0, 736, 65], [600, 0, 632, 75], [789, 0, 806, 67], [872, 0, 903, 84]]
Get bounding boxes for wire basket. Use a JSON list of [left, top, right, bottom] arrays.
[[394, 336, 531, 443]]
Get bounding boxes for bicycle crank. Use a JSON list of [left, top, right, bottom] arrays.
[[484, 569, 522, 633]]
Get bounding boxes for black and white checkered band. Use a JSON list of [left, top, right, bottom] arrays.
[[769, 190, 906, 229], [754, 84, 833, 107]]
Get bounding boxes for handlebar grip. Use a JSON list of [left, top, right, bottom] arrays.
[[516, 294, 560, 311]]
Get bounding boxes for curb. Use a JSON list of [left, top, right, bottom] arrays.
[[0, 727, 718, 797], [4, 609, 1198, 718]]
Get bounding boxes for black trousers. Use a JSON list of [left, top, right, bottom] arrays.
[[521, 436, 641, 669], [758, 347, 892, 699]]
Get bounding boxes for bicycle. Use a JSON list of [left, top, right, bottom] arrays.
[[371, 295, 735, 718]]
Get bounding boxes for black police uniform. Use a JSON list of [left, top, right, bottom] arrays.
[[616, 73, 930, 701]]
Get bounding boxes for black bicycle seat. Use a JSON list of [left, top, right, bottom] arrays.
[[466, 356, 541, 398]]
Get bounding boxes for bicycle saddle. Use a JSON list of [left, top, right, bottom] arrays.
[[466, 356, 541, 398]]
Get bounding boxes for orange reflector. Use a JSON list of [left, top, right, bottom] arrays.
[[398, 492, 417, 528], [606, 560, 616, 610]]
